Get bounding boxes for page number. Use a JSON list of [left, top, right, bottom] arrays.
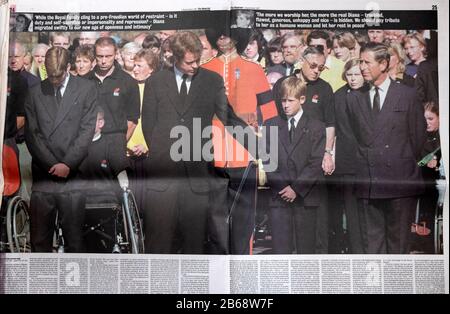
[[432, 4, 437, 10]]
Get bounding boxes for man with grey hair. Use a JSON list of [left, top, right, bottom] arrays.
[[346, 42, 426, 254], [9, 41, 39, 87], [8, 41, 39, 203], [268, 33, 304, 77], [79, 31, 99, 46], [141, 31, 257, 254], [120, 42, 142, 77]]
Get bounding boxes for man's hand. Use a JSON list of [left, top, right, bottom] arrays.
[[279, 185, 297, 203], [49, 163, 70, 178], [322, 153, 335, 175], [130, 144, 148, 157], [427, 158, 438, 169]]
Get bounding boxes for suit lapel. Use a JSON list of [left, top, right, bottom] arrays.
[[180, 70, 204, 116], [278, 117, 290, 154], [51, 75, 80, 135], [372, 80, 398, 141], [288, 114, 307, 155], [358, 84, 374, 131], [38, 80, 57, 120], [164, 70, 183, 116]]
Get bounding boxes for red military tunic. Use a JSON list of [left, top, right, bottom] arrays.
[[202, 56, 278, 168]]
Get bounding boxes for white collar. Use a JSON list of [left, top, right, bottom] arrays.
[[174, 65, 190, 80], [372, 75, 391, 93], [288, 108, 303, 127], [324, 55, 332, 69], [92, 132, 102, 142]]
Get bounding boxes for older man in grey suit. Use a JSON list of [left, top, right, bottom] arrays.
[[25, 47, 98, 252], [346, 43, 426, 254]]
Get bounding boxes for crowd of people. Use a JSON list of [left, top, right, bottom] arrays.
[[4, 25, 442, 254]]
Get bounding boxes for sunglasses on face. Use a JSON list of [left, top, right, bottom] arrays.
[[303, 58, 325, 71]]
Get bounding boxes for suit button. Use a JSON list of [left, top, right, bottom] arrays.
[[385, 145, 389, 148], [180, 118, 185, 122]]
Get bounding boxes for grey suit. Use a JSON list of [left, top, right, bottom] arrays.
[[25, 75, 98, 252], [346, 80, 426, 253]]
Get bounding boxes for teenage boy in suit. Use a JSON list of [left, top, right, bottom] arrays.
[[264, 76, 326, 254]]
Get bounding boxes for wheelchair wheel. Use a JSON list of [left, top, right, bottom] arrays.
[[122, 190, 144, 253], [6, 196, 31, 253]]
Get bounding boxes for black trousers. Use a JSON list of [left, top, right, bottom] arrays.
[[144, 181, 209, 254], [315, 181, 328, 254], [227, 165, 257, 255], [128, 155, 147, 215], [359, 197, 417, 254], [328, 174, 365, 254], [206, 175, 230, 254], [269, 197, 317, 254], [30, 191, 85, 252]]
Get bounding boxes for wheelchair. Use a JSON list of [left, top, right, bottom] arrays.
[[81, 187, 144, 254], [1, 144, 31, 253]]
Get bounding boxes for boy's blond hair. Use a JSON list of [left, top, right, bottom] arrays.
[[280, 76, 307, 100]]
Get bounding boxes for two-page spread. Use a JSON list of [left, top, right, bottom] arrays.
[[0, 0, 448, 294]]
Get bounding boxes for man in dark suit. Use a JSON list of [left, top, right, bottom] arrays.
[[141, 31, 256, 254], [346, 42, 426, 254], [264, 76, 326, 254], [24, 47, 98, 252]]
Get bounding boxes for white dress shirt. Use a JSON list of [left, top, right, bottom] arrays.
[[370, 76, 391, 110], [288, 108, 303, 130], [54, 73, 70, 97], [174, 66, 192, 93]]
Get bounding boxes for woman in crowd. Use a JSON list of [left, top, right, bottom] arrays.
[[388, 42, 415, 87], [415, 101, 441, 253], [265, 37, 284, 67], [160, 37, 174, 69], [74, 44, 96, 77], [403, 32, 427, 78], [242, 30, 267, 69], [127, 49, 160, 212], [332, 32, 359, 62], [30, 43, 49, 80]]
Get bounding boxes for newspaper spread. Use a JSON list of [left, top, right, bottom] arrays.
[[0, 0, 448, 295]]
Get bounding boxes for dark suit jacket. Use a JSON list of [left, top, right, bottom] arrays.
[[416, 59, 439, 103], [264, 114, 326, 207], [346, 80, 426, 199], [24, 75, 98, 192], [141, 67, 254, 193], [334, 84, 357, 175]]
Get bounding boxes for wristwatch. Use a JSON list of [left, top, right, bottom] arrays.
[[325, 149, 334, 156]]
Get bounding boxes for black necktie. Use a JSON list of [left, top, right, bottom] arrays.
[[179, 74, 188, 105], [289, 117, 296, 143], [372, 87, 380, 117], [56, 86, 62, 105]]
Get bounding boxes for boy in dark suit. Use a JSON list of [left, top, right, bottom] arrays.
[[264, 77, 326, 254]]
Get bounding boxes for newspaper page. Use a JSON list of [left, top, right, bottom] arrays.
[[0, 0, 448, 297]]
